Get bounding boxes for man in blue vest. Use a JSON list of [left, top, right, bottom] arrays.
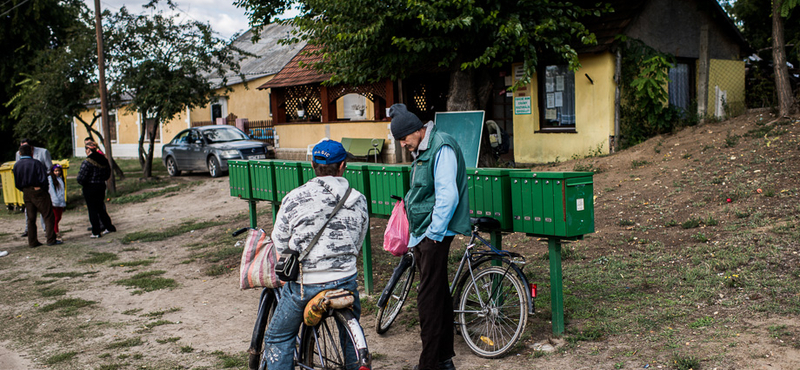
[[389, 104, 470, 370]]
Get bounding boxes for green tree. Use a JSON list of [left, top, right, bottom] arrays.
[[0, 0, 88, 160], [105, 0, 247, 177], [732, 0, 799, 115], [235, 0, 608, 111]]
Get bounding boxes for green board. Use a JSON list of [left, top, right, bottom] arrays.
[[434, 111, 485, 168]]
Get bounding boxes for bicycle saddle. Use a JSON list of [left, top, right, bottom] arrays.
[[469, 217, 501, 231]]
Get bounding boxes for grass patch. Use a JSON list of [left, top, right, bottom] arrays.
[[122, 308, 143, 315], [205, 265, 230, 276], [115, 270, 178, 292], [156, 337, 181, 344], [180, 346, 194, 353], [617, 219, 635, 226], [141, 319, 174, 331], [212, 350, 247, 368], [110, 259, 156, 268], [681, 217, 702, 229], [39, 287, 68, 297], [631, 160, 650, 169], [108, 181, 200, 205], [42, 271, 98, 278], [105, 337, 144, 349], [121, 220, 227, 244], [78, 252, 118, 264], [44, 351, 77, 365], [40, 298, 97, 313], [143, 307, 181, 318], [672, 353, 700, 370]]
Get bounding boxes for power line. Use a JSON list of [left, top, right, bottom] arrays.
[[0, 0, 31, 17]]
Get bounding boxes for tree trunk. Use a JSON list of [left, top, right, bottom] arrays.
[[138, 114, 147, 170], [143, 120, 158, 178], [447, 69, 478, 111], [772, 0, 795, 117]]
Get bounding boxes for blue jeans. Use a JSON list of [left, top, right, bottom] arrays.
[[264, 274, 361, 370]]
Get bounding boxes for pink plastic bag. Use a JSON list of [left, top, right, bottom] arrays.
[[383, 200, 410, 256]]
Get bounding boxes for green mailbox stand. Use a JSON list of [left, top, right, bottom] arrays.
[[228, 160, 258, 228], [344, 162, 374, 293], [367, 164, 411, 216], [509, 171, 595, 335], [300, 161, 316, 184], [274, 161, 302, 203]]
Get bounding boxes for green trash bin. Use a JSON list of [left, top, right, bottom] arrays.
[[249, 159, 276, 202], [509, 171, 594, 237], [367, 164, 411, 216], [228, 160, 252, 199]]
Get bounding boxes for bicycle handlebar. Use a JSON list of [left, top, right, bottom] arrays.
[[232, 227, 249, 237]]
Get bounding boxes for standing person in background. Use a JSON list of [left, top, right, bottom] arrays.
[[16, 138, 52, 237], [77, 145, 116, 238], [13, 144, 60, 247], [388, 104, 470, 370], [48, 164, 67, 241]]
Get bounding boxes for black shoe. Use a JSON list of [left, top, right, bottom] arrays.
[[31, 241, 43, 248], [47, 240, 63, 246], [87, 226, 93, 231], [439, 358, 456, 370], [21, 232, 28, 237]]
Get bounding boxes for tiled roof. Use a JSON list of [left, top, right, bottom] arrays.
[[257, 44, 330, 89], [207, 23, 307, 87]]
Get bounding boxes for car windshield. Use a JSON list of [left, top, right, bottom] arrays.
[[202, 127, 248, 143]]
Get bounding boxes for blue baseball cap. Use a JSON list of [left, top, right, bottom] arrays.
[[312, 140, 347, 164]]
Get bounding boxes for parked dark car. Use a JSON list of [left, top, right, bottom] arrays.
[[162, 125, 270, 177]]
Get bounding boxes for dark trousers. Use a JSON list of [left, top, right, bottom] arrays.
[[83, 184, 115, 235], [22, 187, 56, 246], [414, 236, 456, 370]]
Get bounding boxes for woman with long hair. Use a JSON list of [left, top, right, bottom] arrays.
[[48, 164, 67, 240]]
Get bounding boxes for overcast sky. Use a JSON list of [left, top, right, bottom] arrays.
[[85, 0, 296, 40]]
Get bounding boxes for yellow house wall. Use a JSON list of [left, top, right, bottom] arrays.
[[707, 59, 745, 117], [275, 122, 390, 149], [514, 52, 617, 164], [73, 104, 189, 158], [191, 75, 273, 123]]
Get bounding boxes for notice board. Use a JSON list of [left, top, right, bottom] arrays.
[[434, 111, 485, 168]]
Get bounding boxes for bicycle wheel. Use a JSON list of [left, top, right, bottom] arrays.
[[457, 266, 528, 358], [375, 263, 415, 334], [252, 290, 277, 370], [299, 309, 370, 369]]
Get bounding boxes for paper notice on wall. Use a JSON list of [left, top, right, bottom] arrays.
[[546, 77, 555, 92], [556, 76, 565, 91], [514, 65, 525, 81], [554, 92, 563, 107], [545, 109, 557, 120], [576, 198, 585, 211], [546, 93, 555, 108]]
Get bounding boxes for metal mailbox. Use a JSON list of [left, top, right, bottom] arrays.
[[228, 160, 252, 199], [367, 164, 411, 216], [300, 161, 316, 184], [510, 171, 594, 237], [344, 162, 371, 212], [249, 159, 276, 202], [273, 161, 302, 202], [466, 168, 526, 230]]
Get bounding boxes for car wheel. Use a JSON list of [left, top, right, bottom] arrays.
[[208, 156, 221, 178], [166, 157, 181, 177]]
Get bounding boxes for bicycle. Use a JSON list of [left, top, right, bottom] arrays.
[[233, 227, 372, 370], [374, 216, 535, 358]]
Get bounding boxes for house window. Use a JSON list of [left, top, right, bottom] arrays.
[[211, 97, 227, 123], [342, 94, 367, 120], [96, 110, 118, 143], [143, 111, 160, 143], [669, 60, 695, 114], [539, 65, 576, 131], [108, 111, 117, 143]]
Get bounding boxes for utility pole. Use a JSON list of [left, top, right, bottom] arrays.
[[94, 0, 116, 194]]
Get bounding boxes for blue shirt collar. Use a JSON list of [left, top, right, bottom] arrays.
[[20, 156, 32, 159]]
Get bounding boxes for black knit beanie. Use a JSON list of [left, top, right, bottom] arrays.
[[388, 104, 425, 139]]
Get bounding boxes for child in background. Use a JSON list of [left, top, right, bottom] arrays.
[[48, 164, 67, 240]]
